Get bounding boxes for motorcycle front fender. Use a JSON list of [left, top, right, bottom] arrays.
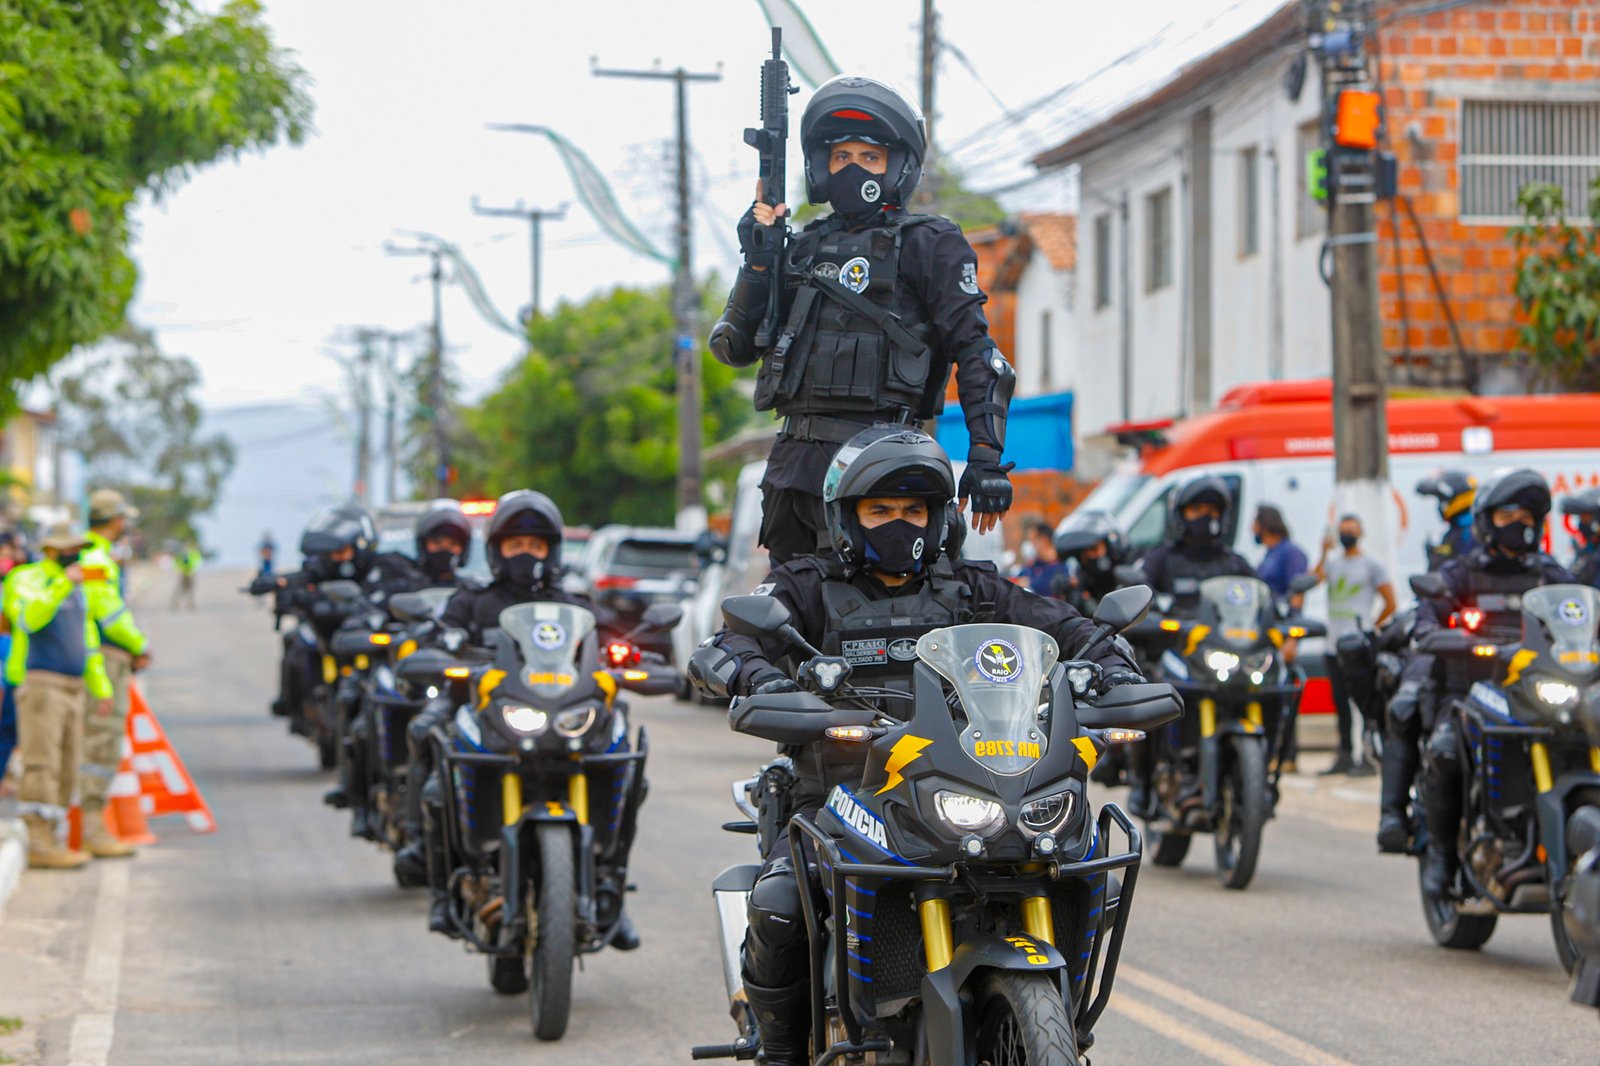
[[1537, 771, 1600, 881], [501, 810, 583, 936], [920, 934, 1069, 1066], [1203, 726, 1266, 810]]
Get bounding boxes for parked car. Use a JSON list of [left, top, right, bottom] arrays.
[[583, 525, 703, 663]]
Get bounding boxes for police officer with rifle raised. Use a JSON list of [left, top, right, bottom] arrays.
[[710, 32, 1016, 564]]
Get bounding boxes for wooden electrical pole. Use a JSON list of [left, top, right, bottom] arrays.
[[384, 240, 452, 497], [591, 58, 722, 529], [918, 0, 939, 211], [471, 197, 568, 320]]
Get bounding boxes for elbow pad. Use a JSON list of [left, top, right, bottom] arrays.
[[707, 267, 772, 368], [964, 347, 1015, 456]]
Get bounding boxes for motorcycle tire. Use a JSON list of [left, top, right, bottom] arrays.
[[1215, 737, 1267, 891], [1148, 825, 1191, 867], [490, 954, 530, 995], [530, 823, 576, 1042], [1552, 789, 1600, 974], [971, 970, 1079, 1066], [1420, 867, 1498, 951]]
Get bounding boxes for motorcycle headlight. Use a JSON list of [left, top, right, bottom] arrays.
[[501, 704, 548, 735], [1205, 650, 1240, 677], [553, 704, 598, 737], [1020, 790, 1076, 836], [1535, 680, 1580, 707], [934, 790, 1006, 837]]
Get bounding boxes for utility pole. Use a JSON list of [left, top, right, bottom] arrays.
[[384, 239, 452, 497], [592, 57, 722, 530], [340, 326, 413, 505], [917, 0, 940, 212], [382, 333, 403, 505], [1308, 0, 1391, 562], [471, 197, 568, 320]]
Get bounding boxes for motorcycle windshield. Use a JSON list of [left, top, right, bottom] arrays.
[[1199, 576, 1273, 647], [497, 602, 596, 699], [1522, 585, 1600, 679], [413, 587, 454, 616], [918, 624, 1059, 777]]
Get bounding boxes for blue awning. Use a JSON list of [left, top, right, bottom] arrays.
[[935, 391, 1073, 472]]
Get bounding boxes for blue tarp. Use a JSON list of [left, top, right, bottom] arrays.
[[935, 391, 1073, 472]]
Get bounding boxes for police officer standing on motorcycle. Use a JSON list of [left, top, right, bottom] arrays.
[[1124, 477, 1255, 814], [1560, 488, 1600, 588], [691, 427, 1141, 1066], [1400, 470, 1571, 893], [709, 75, 1016, 563], [1416, 470, 1477, 572], [1054, 510, 1126, 615]]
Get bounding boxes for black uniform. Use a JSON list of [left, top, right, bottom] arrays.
[[707, 553, 1137, 1052], [1426, 518, 1476, 572], [1133, 541, 1257, 615], [712, 211, 1012, 563], [1572, 545, 1600, 589]]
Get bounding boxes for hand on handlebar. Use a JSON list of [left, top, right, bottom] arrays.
[[753, 674, 802, 696], [1100, 668, 1146, 691]]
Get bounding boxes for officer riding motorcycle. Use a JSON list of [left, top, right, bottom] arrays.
[[1414, 469, 1573, 897], [1560, 488, 1600, 589], [1416, 469, 1477, 572], [1124, 476, 1255, 815], [709, 73, 1016, 563], [689, 426, 1143, 1066], [1053, 510, 1126, 616]]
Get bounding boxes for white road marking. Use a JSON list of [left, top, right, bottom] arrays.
[[1119, 964, 1359, 1066], [68, 861, 130, 1066]]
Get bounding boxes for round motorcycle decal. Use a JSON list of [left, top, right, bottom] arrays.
[[1224, 581, 1252, 606], [1559, 598, 1588, 625], [974, 639, 1023, 684], [888, 638, 919, 661], [532, 620, 567, 651], [840, 256, 871, 294]]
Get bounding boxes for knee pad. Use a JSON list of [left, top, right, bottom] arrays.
[[747, 865, 806, 953], [421, 771, 443, 808], [1426, 721, 1459, 764]]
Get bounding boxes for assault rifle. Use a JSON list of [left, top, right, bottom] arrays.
[[742, 27, 797, 348]]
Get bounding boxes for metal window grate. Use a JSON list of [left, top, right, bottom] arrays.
[[1460, 100, 1600, 221]]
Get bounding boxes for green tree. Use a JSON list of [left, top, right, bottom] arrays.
[[451, 282, 753, 526], [0, 0, 312, 395], [1511, 177, 1600, 391], [52, 324, 235, 549]]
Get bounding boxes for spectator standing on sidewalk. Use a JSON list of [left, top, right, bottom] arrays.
[[1253, 505, 1309, 601], [79, 489, 148, 859], [1312, 514, 1395, 776], [1019, 520, 1069, 597], [4, 524, 114, 869], [172, 541, 202, 610]]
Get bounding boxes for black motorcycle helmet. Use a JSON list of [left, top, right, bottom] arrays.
[[485, 489, 564, 584], [300, 505, 376, 579], [1415, 469, 1476, 521], [1055, 510, 1125, 562], [1169, 476, 1232, 543], [1561, 487, 1600, 545], [415, 499, 472, 565], [1472, 468, 1551, 556], [800, 74, 927, 208], [823, 426, 955, 569]]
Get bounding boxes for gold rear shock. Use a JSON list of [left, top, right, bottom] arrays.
[[502, 772, 523, 827], [1199, 698, 1218, 740], [919, 897, 954, 972], [321, 655, 337, 685], [1245, 700, 1264, 733], [1530, 742, 1554, 795], [567, 768, 589, 826], [1020, 894, 1056, 946], [1590, 747, 1600, 775]]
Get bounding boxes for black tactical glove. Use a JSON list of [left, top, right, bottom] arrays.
[[1101, 668, 1145, 690], [737, 204, 760, 261], [752, 671, 802, 696], [959, 456, 1016, 516]]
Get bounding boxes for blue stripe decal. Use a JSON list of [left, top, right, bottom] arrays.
[[852, 931, 873, 942], [1087, 907, 1102, 919], [852, 884, 878, 897], [847, 949, 873, 965], [845, 904, 874, 920]]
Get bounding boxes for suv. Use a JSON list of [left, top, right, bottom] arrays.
[[584, 525, 704, 660]]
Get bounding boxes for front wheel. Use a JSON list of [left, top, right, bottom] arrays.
[[971, 971, 1079, 1066], [1552, 792, 1600, 974], [1420, 864, 1498, 950], [1215, 737, 1267, 890], [530, 824, 576, 1041]]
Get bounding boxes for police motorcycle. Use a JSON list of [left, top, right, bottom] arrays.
[[1134, 574, 1323, 890], [428, 600, 680, 1040], [1570, 843, 1600, 1017], [692, 587, 1182, 1066], [1408, 579, 1600, 970]]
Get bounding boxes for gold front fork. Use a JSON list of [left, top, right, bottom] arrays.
[[1245, 700, 1264, 734], [567, 770, 589, 826], [919, 898, 954, 972], [1020, 894, 1056, 946], [1590, 747, 1600, 775], [502, 772, 523, 827], [1531, 742, 1554, 795], [1199, 698, 1218, 739]]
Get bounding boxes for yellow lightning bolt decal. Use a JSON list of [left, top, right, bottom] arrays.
[[875, 735, 934, 795], [1071, 736, 1099, 772]]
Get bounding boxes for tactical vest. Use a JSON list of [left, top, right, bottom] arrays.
[[1573, 548, 1600, 591], [753, 215, 942, 424], [1426, 523, 1474, 573], [1163, 547, 1250, 617], [1460, 558, 1550, 642]]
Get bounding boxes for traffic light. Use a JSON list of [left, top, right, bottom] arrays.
[[1307, 148, 1329, 203]]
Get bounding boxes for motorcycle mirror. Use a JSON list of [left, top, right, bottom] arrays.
[[722, 595, 793, 638], [1093, 585, 1153, 632], [320, 579, 364, 602], [388, 592, 432, 622], [1410, 573, 1446, 599], [1288, 572, 1320, 595], [640, 602, 684, 631]]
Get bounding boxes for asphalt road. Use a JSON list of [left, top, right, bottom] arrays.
[[1, 569, 1595, 1064]]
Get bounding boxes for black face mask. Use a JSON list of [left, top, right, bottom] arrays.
[[1252, 532, 1263, 545], [1086, 552, 1114, 574], [1184, 515, 1222, 545], [862, 520, 928, 577], [827, 163, 887, 221], [1339, 533, 1360, 550], [499, 552, 547, 589], [57, 550, 81, 567], [336, 560, 357, 579], [421, 548, 458, 582], [1490, 520, 1536, 555]]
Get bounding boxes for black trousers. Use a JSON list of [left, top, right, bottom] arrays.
[[759, 487, 828, 566], [1325, 652, 1364, 757]]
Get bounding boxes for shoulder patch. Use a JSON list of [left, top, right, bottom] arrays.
[[752, 582, 776, 596], [959, 261, 979, 295]]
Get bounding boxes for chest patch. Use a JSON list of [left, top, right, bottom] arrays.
[[841, 636, 888, 666], [840, 256, 870, 294]]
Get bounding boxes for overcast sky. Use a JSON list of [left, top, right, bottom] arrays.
[[126, 0, 1283, 410]]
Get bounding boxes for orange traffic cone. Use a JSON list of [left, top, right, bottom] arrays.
[[67, 804, 83, 851], [127, 681, 216, 834], [106, 736, 159, 846]]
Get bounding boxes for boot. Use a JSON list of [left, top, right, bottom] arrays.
[[422, 806, 461, 939], [322, 786, 349, 809], [1319, 751, 1355, 777], [24, 814, 88, 870], [742, 976, 809, 1066], [428, 893, 458, 938], [81, 805, 137, 859], [1421, 760, 1464, 898], [610, 910, 641, 951], [393, 824, 428, 887], [1377, 740, 1419, 853], [349, 806, 378, 842]]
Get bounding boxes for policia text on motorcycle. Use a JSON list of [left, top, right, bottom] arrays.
[[691, 426, 1142, 1066], [710, 75, 1016, 563]]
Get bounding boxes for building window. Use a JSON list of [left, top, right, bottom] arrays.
[[1460, 99, 1600, 222], [1295, 120, 1325, 239], [1093, 213, 1112, 311], [1039, 310, 1053, 390], [1145, 187, 1173, 292], [1239, 146, 1260, 257]]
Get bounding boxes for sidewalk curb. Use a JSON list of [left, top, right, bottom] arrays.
[[0, 816, 24, 921]]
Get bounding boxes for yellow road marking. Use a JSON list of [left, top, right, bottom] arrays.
[[1109, 997, 1277, 1066]]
